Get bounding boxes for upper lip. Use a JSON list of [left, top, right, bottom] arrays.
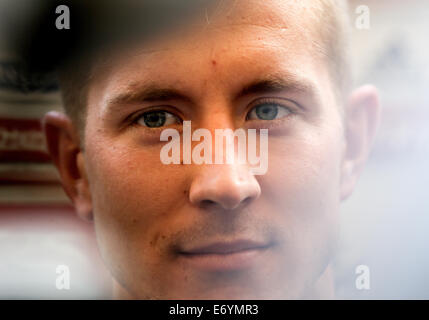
[[180, 239, 270, 255]]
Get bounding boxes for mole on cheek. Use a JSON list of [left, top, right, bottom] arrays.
[[211, 59, 217, 66], [150, 232, 161, 247]]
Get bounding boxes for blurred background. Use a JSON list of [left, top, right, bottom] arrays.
[[335, 0, 429, 299], [0, 0, 428, 299]]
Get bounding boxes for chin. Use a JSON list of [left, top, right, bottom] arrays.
[[168, 286, 288, 300]]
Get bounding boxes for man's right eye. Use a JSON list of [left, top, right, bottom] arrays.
[[136, 110, 181, 128]]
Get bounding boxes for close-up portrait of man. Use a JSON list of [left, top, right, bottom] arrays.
[[0, 0, 382, 300]]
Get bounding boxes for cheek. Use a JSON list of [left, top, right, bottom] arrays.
[[261, 123, 344, 232], [84, 138, 187, 250], [257, 125, 343, 281], [275, 139, 340, 203], [84, 138, 193, 291]]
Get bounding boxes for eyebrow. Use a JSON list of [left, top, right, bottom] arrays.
[[106, 73, 318, 111], [107, 86, 192, 107], [237, 74, 318, 100]]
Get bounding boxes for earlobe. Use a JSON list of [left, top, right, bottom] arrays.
[[42, 111, 93, 222], [75, 152, 94, 221], [340, 85, 381, 201]]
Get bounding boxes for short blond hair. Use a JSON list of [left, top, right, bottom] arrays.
[[314, 0, 351, 99]]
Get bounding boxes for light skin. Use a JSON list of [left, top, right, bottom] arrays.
[[43, 0, 380, 299]]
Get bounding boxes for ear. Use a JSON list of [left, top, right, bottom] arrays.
[[42, 111, 93, 222], [340, 85, 381, 201]]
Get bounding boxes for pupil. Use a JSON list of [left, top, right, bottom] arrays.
[[144, 111, 166, 127], [256, 104, 278, 120]]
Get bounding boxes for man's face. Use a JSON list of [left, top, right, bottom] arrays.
[[82, 0, 345, 299]]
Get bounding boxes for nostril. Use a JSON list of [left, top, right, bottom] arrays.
[[241, 196, 253, 206], [200, 199, 216, 207], [188, 166, 262, 210]]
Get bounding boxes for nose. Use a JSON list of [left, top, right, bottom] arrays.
[[189, 163, 261, 210]]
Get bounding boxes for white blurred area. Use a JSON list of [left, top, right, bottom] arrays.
[[0, 0, 428, 299], [335, 0, 429, 299], [0, 206, 112, 299]]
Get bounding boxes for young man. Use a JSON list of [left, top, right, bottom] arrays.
[[43, 0, 380, 299]]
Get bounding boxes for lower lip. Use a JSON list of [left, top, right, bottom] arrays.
[[178, 247, 270, 272]]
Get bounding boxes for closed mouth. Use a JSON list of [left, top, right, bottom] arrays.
[[177, 239, 273, 271]]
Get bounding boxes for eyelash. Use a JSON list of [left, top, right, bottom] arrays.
[[246, 98, 296, 119], [128, 106, 182, 127], [128, 98, 298, 128]]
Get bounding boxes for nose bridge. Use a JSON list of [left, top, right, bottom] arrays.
[[188, 86, 261, 210], [188, 160, 261, 210], [194, 98, 235, 162]]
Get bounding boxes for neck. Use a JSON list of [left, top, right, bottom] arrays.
[[112, 279, 136, 299], [302, 264, 336, 300]]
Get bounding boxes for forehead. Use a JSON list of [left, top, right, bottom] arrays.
[[104, 0, 324, 63], [89, 0, 331, 108]]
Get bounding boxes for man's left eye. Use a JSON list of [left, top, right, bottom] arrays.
[[247, 103, 291, 121]]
